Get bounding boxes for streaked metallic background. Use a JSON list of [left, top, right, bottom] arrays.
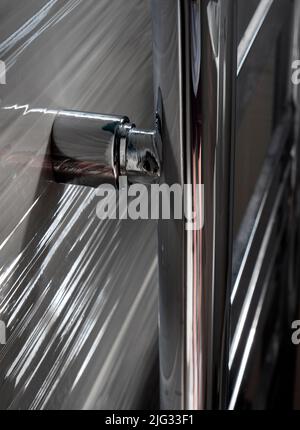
[[1, 0, 300, 411], [0, 0, 158, 410]]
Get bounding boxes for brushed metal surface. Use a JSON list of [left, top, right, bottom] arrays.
[[0, 0, 158, 410]]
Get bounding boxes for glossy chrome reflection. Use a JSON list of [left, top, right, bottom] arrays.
[[152, 0, 236, 410], [51, 110, 161, 188], [237, 0, 273, 75]]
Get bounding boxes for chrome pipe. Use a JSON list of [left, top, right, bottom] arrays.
[[152, 0, 237, 409], [51, 110, 161, 188], [51, 111, 129, 187], [0, 109, 161, 188]]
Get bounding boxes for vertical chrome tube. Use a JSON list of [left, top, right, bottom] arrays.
[[152, 0, 236, 409]]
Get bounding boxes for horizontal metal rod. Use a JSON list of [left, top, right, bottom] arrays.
[[0, 109, 162, 189], [51, 110, 161, 188]]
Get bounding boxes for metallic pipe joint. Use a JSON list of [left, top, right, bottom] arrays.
[[51, 110, 161, 188]]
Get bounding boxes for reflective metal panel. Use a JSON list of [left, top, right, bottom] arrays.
[[152, 0, 237, 410]]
